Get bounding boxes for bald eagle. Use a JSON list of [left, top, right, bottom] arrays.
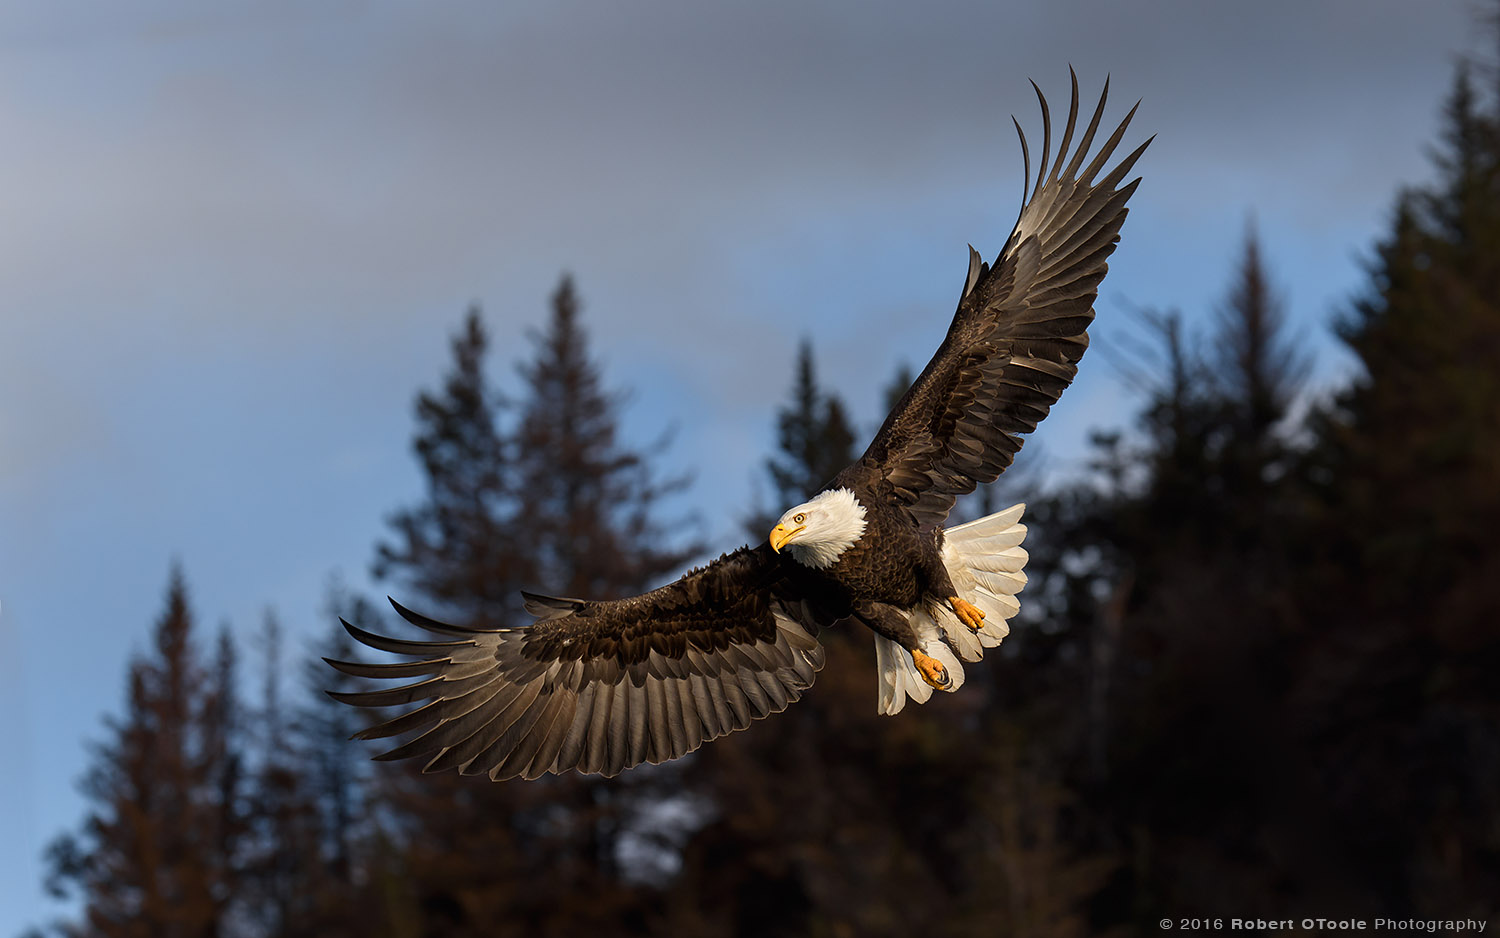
[[328, 73, 1150, 780]]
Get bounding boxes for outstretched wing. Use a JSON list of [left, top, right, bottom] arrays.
[[855, 72, 1152, 528], [327, 545, 825, 781]]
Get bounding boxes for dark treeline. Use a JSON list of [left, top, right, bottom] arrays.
[[29, 44, 1500, 938]]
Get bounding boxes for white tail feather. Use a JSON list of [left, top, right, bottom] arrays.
[[874, 503, 1028, 715], [874, 634, 931, 715], [874, 632, 963, 716]]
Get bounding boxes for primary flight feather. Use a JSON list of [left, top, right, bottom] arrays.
[[328, 72, 1151, 780]]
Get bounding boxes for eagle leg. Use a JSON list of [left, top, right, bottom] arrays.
[[949, 596, 986, 631], [909, 648, 952, 690], [851, 599, 952, 691], [917, 538, 983, 632]]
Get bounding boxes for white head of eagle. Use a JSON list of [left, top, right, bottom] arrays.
[[767, 487, 868, 569]]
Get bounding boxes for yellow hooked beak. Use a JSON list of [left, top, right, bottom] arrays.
[[768, 522, 806, 553]]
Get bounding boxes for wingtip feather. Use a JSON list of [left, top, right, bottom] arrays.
[[1030, 78, 1051, 196]]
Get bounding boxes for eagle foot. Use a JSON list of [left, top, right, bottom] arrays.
[[949, 596, 986, 631], [910, 648, 951, 690]]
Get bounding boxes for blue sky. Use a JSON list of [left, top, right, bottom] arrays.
[[0, 0, 1486, 931]]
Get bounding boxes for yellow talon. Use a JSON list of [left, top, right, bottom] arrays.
[[950, 596, 985, 631], [910, 648, 950, 689]]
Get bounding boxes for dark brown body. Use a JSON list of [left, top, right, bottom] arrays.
[[832, 480, 953, 603], [781, 473, 959, 651]]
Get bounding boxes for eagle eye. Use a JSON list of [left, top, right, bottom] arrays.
[[793, 513, 806, 524]]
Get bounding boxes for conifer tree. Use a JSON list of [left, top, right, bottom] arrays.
[[669, 342, 1040, 938], [1012, 226, 1324, 927], [1204, 222, 1310, 553], [513, 275, 699, 599], [747, 339, 856, 537], [1215, 221, 1307, 453], [44, 567, 244, 938], [285, 590, 392, 938], [1320, 61, 1500, 583], [767, 339, 856, 502], [505, 273, 703, 922], [301, 587, 379, 888], [240, 610, 350, 938], [1298, 53, 1500, 914], [365, 301, 559, 936], [373, 305, 525, 618], [368, 278, 702, 936]]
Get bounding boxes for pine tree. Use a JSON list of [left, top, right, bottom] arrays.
[[1013, 226, 1324, 927], [248, 611, 297, 936], [503, 273, 703, 928], [368, 278, 703, 936], [287, 588, 392, 938], [373, 305, 526, 618], [43, 567, 244, 938], [513, 275, 699, 598], [746, 339, 856, 537], [666, 341, 1050, 938], [204, 624, 247, 933], [1296, 53, 1500, 915], [362, 305, 538, 936], [240, 610, 352, 938], [1215, 220, 1307, 452], [302, 586, 378, 889], [769, 339, 856, 501], [1319, 62, 1500, 591]]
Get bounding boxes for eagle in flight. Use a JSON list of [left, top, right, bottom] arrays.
[[329, 72, 1150, 781]]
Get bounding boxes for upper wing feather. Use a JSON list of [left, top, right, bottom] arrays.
[[327, 545, 826, 781], [855, 71, 1152, 528]]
